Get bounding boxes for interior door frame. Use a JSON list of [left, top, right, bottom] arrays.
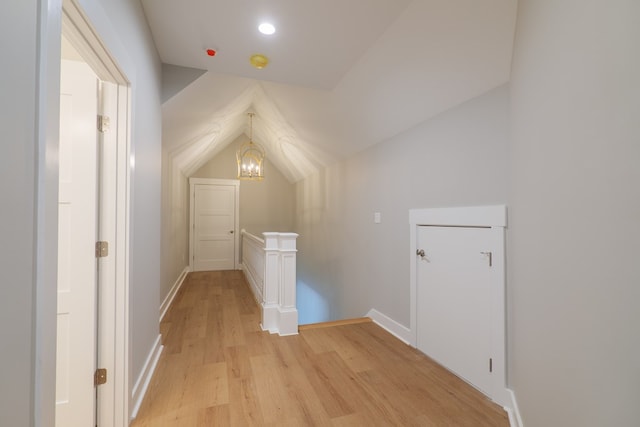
[[189, 178, 240, 271], [61, 1, 132, 425], [409, 205, 508, 407]]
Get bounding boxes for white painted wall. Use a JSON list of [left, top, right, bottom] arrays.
[[160, 150, 190, 310], [508, 1, 640, 425], [192, 137, 296, 234], [295, 85, 509, 325], [0, 1, 162, 425]]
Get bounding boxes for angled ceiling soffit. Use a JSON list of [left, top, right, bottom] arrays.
[[161, 63, 207, 104], [169, 82, 335, 182]]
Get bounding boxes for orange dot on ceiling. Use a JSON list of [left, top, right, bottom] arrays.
[[250, 54, 269, 69], [206, 49, 217, 57]]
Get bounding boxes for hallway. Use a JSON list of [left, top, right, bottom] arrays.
[[131, 271, 508, 426]]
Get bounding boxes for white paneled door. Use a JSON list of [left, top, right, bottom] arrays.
[[56, 60, 98, 426], [416, 226, 495, 396], [190, 180, 239, 271]]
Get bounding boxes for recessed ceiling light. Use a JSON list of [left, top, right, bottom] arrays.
[[258, 23, 276, 35]]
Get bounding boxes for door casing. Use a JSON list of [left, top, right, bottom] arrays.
[[409, 205, 508, 406], [60, 1, 132, 425]]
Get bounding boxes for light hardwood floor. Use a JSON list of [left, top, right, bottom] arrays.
[[131, 270, 509, 426]]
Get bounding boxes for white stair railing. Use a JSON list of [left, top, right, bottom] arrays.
[[241, 230, 299, 336]]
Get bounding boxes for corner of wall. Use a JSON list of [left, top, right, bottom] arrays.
[[365, 309, 412, 344], [506, 389, 525, 427], [129, 335, 163, 420], [159, 266, 190, 321]]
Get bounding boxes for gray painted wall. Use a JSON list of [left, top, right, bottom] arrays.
[[161, 63, 207, 103], [295, 85, 509, 325], [508, 0, 640, 425], [0, 1, 162, 425], [0, 3, 39, 425]]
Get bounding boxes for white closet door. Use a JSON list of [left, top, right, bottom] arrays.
[[416, 225, 495, 395]]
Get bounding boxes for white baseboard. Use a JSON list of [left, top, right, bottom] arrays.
[[261, 303, 279, 334], [130, 335, 163, 420], [277, 307, 299, 336], [366, 309, 412, 344], [159, 266, 190, 322], [506, 388, 524, 427]]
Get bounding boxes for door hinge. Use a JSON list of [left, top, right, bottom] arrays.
[[97, 115, 110, 133], [489, 358, 493, 373], [94, 368, 107, 386], [481, 251, 493, 267], [96, 241, 109, 258]]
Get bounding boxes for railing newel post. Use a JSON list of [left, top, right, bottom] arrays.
[[241, 231, 298, 336]]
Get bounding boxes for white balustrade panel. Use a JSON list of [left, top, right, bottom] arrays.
[[241, 230, 265, 303]]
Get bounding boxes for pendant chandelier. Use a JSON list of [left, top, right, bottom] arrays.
[[236, 112, 265, 180]]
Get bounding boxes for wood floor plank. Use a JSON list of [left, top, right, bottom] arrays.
[[227, 376, 265, 426], [131, 270, 509, 427], [199, 404, 230, 426], [298, 350, 360, 419], [249, 353, 292, 424], [320, 326, 378, 373]]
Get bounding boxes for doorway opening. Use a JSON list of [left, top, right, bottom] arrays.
[[56, 1, 132, 425]]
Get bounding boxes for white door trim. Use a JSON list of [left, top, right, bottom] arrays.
[[409, 205, 508, 407], [189, 178, 240, 270], [61, 1, 132, 425]]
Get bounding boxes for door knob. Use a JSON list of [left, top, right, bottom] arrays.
[[416, 249, 429, 262], [230, 230, 234, 234]]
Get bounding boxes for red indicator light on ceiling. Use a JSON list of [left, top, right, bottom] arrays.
[[206, 49, 217, 57]]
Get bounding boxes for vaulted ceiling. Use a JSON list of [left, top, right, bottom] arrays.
[[141, 0, 517, 182]]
